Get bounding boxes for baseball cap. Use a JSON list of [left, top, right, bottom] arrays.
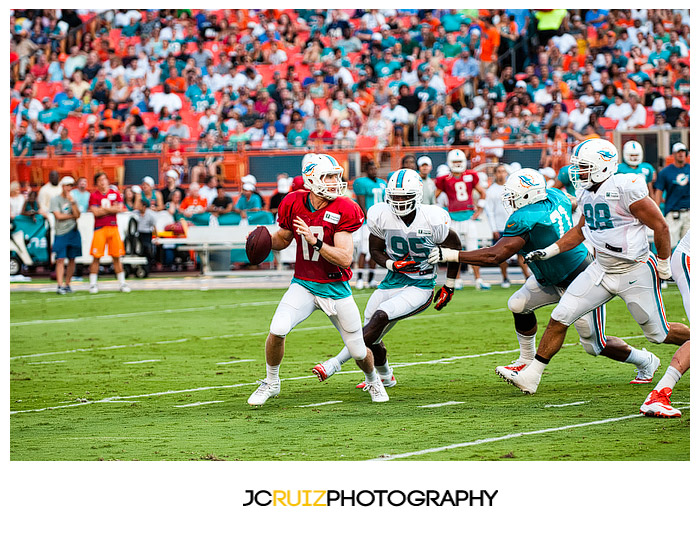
[[539, 167, 556, 179], [277, 177, 291, 194], [515, 80, 527, 88], [142, 176, 155, 187], [340, 119, 351, 128], [166, 169, 179, 179], [242, 182, 255, 191], [131, 185, 142, 194], [59, 176, 75, 186], [672, 142, 688, 153], [242, 174, 257, 185], [417, 156, 433, 168]]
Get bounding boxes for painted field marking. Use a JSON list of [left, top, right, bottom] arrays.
[[10, 300, 281, 326], [545, 401, 591, 408], [12, 294, 118, 305], [26, 360, 67, 365], [296, 401, 344, 408], [371, 406, 691, 461], [10, 335, 650, 415], [216, 359, 255, 365], [123, 359, 161, 365], [10, 306, 509, 360], [173, 400, 225, 408], [418, 401, 465, 408]]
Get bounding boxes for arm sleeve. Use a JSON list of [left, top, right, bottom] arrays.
[[335, 200, 364, 234], [366, 204, 385, 239], [276, 194, 294, 230], [654, 168, 666, 191]]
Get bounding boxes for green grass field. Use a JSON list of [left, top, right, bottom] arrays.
[[10, 285, 690, 461]]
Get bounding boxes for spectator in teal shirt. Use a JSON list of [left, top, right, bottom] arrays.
[[235, 183, 263, 218], [12, 122, 33, 157], [51, 129, 74, 154], [441, 9, 465, 33], [287, 119, 310, 148], [420, 115, 444, 146]]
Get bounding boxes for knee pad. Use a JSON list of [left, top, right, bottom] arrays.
[[346, 330, 367, 361], [269, 309, 292, 338], [551, 302, 575, 327], [578, 337, 600, 356], [508, 288, 531, 314]]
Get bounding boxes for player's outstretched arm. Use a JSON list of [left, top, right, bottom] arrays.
[[429, 235, 526, 267], [524, 217, 585, 263], [271, 228, 294, 251], [630, 196, 672, 277]]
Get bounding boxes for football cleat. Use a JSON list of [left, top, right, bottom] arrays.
[[89, 285, 99, 294], [501, 279, 511, 289], [247, 379, 281, 406], [356, 374, 397, 389], [640, 387, 681, 418], [312, 361, 336, 382], [62, 285, 73, 293], [363, 379, 389, 402], [120, 284, 132, 293], [454, 279, 464, 290], [476, 279, 491, 290], [56, 286, 67, 295], [496, 364, 541, 394], [629, 350, 660, 384], [495, 359, 530, 377], [355, 278, 365, 290], [369, 279, 379, 288]]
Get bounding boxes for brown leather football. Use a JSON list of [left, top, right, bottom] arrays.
[[245, 226, 272, 264]]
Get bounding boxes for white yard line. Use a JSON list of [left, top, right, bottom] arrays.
[[216, 359, 255, 365], [12, 294, 117, 305], [371, 406, 692, 461], [10, 306, 509, 360], [418, 401, 465, 408], [123, 359, 161, 364], [173, 400, 225, 408], [545, 401, 591, 408], [26, 360, 67, 365], [296, 401, 344, 408]]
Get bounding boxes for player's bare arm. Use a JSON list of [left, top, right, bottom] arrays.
[[430, 235, 526, 266], [270, 227, 294, 251], [294, 216, 353, 268], [629, 196, 672, 275]]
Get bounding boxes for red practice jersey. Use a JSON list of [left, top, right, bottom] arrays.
[[435, 171, 480, 212], [89, 188, 123, 229], [277, 190, 364, 284]]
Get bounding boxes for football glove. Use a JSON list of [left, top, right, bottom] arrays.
[[433, 285, 454, 311], [428, 246, 460, 264], [524, 243, 560, 264], [656, 257, 672, 280], [387, 253, 421, 273]]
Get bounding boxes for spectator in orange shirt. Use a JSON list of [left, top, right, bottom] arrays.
[[478, 16, 501, 77], [165, 66, 186, 93], [180, 182, 208, 218], [100, 109, 123, 136]]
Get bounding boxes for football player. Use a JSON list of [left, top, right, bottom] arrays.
[[618, 140, 656, 196], [430, 168, 660, 384], [640, 230, 690, 418], [505, 139, 689, 394], [247, 154, 389, 406], [435, 149, 491, 290], [352, 160, 387, 290], [312, 168, 462, 388]]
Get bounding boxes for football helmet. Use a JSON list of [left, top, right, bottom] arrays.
[[568, 138, 618, 190], [386, 168, 423, 216], [502, 168, 548, 214], [622, 140, 643, 166], [302, 153, 346, 199], [447, 149, 467, 174]]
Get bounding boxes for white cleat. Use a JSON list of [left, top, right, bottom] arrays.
[[454, 279, 464, 290], [355, 278, 365, 290], [89, 285, 99, 294], [629, 350, 660, 384], [369, 279, 379, 288], [495, 359, 530, 379], [363, 379, 389, 402], [501, 279, 511, 289], [640, 387, 681, 418], [247, 379, 281, 406], [497, 363, 541, 394], [312, 360, 337, 382], [475, 278, 491, 290], [120, 284, 132, 293], [356, 372, 397, 389]]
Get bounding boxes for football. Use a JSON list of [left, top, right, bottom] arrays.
[[245, 226, 272, 264]]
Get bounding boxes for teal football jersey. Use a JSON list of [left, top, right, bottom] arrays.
[[503, 188, 588, 286], [353, 176, 387, 213], [556, 165, 576, 196], [617, 162, 655, 184]]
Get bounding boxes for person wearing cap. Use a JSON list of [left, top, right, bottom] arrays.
[[287, 119, 310, 148], [160, 169, 185, 205], [207, 184, 234, 219], [88, 171, 130, 294], [12, 121, 33, 157], [417, 155, 436, 205], [269, 173, 291, 216], [419, 115, 444, 147], [655, 143, 690, 248], [50, 177, 82, 294], [166, 115, 191, 140], [137, 176, 164, 212], [334, 119, 357, 150], [235, 182, 263, 219]]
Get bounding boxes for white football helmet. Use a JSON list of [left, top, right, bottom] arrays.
[[447, 149, 467, 174], [502, 168, 548, 214], [302, 153, 346, 199], [386, 168, 423, 216], [622, 140, 643, 166], [569, 138, 618, 190]]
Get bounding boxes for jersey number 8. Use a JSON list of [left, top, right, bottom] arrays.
[[583, 203, 614, 230]]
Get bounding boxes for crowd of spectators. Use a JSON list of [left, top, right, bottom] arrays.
[[11, 8, 690, 169]]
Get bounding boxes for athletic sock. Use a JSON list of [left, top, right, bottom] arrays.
[[333, 347, 354, 367], [624, 347, 651, 368], [367, 271, 374, 283], [516, 332, 536, 363], [364, 368, 378, 384], [654, 366, 683, 392], [356, 270, 364, 281], [89, 273, 98, 286], [266, 364, 280, 383], [116, 271, 126, 285], [376, 363, 391, 377], [529, 354, 549, 375]]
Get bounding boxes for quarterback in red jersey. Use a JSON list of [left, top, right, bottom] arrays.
[[248, 153, 389, 406], [435, 149, 491, 290]]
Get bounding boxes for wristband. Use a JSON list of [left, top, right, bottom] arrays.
[[543, 243, 560, 258], [445, 278, 456, 289], [477, 199, 486, 208], [312, 238, 324, 251], [385, 259, 395, 271]]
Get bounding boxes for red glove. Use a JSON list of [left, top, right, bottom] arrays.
[[391, 253, 421, 274], [433, 285, 454, 310]]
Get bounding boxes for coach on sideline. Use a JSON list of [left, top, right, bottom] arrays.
[[50, 176, 82, 294], [655, 142, 690, 248]]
